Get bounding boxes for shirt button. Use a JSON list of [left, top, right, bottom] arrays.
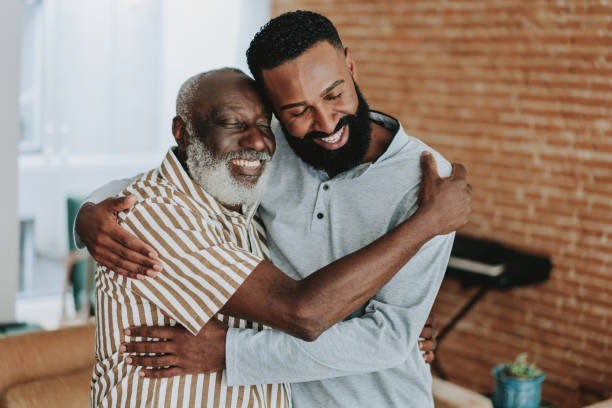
[[322, 184, 329, 191], [317, 213, 324, 219]]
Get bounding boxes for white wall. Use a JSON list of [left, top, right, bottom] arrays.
[[0, 0, 21, 321], [18, 0, 270, 265], [160, 0, 270, 149]]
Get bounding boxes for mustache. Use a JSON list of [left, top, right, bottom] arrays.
[[303, 114, 354, 141], [224, 149, 271, 162]]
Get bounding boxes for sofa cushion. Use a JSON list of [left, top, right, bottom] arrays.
[[432, 377, 493, 408], [0, 324, 94, 392], [0, 366, 91, 408]]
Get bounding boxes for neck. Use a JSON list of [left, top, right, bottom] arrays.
[[225, 203, 242, 212], [361, 121, 393, 164], [176, 147, 190, 175]]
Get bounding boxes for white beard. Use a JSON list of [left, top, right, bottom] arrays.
[[185, 137, 270, 208]]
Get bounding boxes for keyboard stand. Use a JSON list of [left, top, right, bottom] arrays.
[[432, 285, 489, 380]]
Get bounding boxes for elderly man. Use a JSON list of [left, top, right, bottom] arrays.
[[79, 11, 472, 408], [89, 67, 468, 407]]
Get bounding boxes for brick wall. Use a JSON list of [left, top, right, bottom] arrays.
[[271, 1, 611, 406]]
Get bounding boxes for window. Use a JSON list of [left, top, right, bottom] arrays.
[[19, 0, 44, 153]]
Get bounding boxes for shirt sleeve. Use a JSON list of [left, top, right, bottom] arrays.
[[120, 199, 263, 336], [73, 176, 140, 249], [225, 232, 454, 385]]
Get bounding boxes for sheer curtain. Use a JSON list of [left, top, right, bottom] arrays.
[[17, 0, 270, 297]]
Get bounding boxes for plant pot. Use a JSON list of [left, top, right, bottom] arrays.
[[492, 364, 546, 408]]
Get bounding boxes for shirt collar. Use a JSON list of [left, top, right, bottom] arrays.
[[369, 110, 409, 164], [324, 111, 407, 180], [158, 148, 246, 218]]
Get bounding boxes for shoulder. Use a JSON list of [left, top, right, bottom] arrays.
[[119, 169, 202, 220], [375, 128, 453, 193]]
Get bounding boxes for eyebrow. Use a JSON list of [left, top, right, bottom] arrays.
[[279, 79, 345, 111]]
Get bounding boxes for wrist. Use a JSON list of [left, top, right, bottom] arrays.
[[407, 208, 438, 244], [75, 202, 95, 235]]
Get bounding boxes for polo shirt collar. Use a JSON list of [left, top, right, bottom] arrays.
[[314, 110, 407, 180]]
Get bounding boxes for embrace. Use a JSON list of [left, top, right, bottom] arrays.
[[76, 11, 471, 408]]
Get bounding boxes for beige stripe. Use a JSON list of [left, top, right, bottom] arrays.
[[213, 372, 223, 407], [188, 374, 197, 407], [132, 204, 237, 298], [163, 155, 193, 200], [266, 384, 273, 408], [275, 384, 283, 408], [225, 385, 234, 408], [124, 214, 218, 318], [252, 386, 262, 408], [236, 385, 245, 408], [176, 375, 186, 407]]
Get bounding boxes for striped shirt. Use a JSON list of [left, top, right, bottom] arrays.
[[91, 148, 290, 408]]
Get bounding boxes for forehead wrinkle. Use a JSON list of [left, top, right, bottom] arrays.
[[216, 103, 271, 120], [218, 106, 247, 113]]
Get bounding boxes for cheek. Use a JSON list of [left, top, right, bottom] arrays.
[[283, 118, 311, 139], [341, 93, 359, 114], [209, 133, 236, 155]]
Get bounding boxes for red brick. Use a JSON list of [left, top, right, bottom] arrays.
[[273, 2, 612, 406]]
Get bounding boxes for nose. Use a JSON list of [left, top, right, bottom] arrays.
[[239, 126, 267, 152], [312, 106, 337, 135]]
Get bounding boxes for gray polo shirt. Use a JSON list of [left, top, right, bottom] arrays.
[[226, 111, 454, 408]]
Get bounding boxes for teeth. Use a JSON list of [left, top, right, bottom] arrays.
[[321, 126, 344, 144], [232, 159, 261, 168]]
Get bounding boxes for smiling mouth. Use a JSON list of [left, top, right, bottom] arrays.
[[313, 124, 349, 150], [229, 158, 264, 177]]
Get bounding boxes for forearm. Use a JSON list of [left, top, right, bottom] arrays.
[[221, 210, 435, 340], [226, 233, 453, 386], [294, 210, 434, 337], [226, 300, 426, 385]]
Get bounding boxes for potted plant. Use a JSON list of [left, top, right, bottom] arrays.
[[492, 353, 546, 408]]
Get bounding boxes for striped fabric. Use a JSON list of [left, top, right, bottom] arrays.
[[91, 149, 290, 408]]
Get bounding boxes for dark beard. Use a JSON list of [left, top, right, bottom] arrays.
[[282, 83, 372, 177]]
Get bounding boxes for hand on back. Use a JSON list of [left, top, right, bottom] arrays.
[[75, 195, 162, 279], [417, 152, 472, 236]]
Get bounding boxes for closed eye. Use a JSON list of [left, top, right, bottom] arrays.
[[219, 120, 247, 130], [324, 93, 342, 101], [256, 123, 273, 134], [291, 107, 309, 118]]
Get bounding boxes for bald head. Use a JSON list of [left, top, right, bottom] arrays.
[[175, 68, 256, 132]]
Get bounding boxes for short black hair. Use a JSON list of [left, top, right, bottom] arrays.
[[247, 10, 343, 86]]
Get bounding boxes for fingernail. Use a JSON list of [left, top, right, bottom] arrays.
[[137, 274, 145, 281], [139, 371, 145, 377], [126, 357, 132, 364], [153, 264, 163, 272], [149, 252, 158, 259], [419, 342, 423, 348], [119, 345, 126, 353], [146, 270, 158, 278], [422, 151, 431, 156], [125, 329, 131, 335]]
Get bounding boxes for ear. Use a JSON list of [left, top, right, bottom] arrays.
[[172, 116, 189, 153], [344, 47, 357, 81]]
